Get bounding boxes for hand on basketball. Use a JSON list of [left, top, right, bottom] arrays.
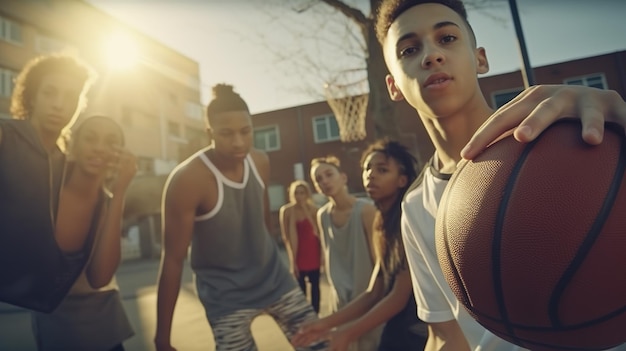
[[291, 320, 330, 347], [461, 85, 626, 159]]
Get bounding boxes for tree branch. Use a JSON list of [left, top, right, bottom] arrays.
[[319, 0, 368, 27]]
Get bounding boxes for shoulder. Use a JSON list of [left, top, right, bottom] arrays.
[[249, 148, 269, 167], [165, 156, 213, 201], [318, 202, 331, 216], [280, 203, 294, 215], [403, 184, 424, 207], [359, 199, 376, 216], [249, 148, 269, 180]]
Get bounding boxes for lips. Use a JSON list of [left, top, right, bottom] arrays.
[[423, 72, 452, 88]]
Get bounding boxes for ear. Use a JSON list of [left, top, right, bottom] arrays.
[[397, 174, 408, 189], [340, 172, 348, 185], [475, 47, 489, 74], [385, 74, 405, 102]]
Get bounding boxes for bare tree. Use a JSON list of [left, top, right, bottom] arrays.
[[256, 0, 506, 139]]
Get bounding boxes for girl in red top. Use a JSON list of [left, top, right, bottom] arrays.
[[279, 180, 322, 313]]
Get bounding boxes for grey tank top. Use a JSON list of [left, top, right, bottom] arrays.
[[191, 151, 295, 319], [319, 198, 375, 311]]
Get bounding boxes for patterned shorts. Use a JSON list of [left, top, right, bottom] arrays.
[[208, 287, 328, 351]]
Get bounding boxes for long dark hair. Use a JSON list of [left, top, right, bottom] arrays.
[[361, 139, 418, 284]]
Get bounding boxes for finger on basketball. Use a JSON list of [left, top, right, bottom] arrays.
[[578, 104, 604, 145]]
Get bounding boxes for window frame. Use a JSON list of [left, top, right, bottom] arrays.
[[490, 87, 524, 109], [312, 114, 340, 143], [253, 125, 281, 152], [0, 16, 22, 45], [564, 73, 608, 90], [0, 68, 17, 98]]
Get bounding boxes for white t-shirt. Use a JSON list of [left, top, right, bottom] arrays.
[[401, 162, 526, 351]]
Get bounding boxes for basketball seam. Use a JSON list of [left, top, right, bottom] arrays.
[[442, 159, 472, 308], [492, 133, 541, 345], [548, 130, 626, 327]]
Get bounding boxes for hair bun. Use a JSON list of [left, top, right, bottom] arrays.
[[212, 83, 235, 98]]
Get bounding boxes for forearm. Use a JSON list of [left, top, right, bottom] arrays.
[[86, 195, 125, 288], [288, 231, 299, 269], [340, 287, 404, 341], [425, 322, 471, 351], [155, 255, 184, 345], [323, 287, 381, 329]]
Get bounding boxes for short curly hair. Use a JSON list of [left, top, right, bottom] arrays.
[[375, 0, 475, 46], [10, 53, 97, 120]]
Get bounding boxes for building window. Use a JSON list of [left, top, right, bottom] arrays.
[[185, 126, 206, 142], [491, 88, 523, 109], [137, 156, 155, 175], [168, 121, 181, 138], [254, 125, 280, 152], [35, 35, 67, 54], [313, 114, 340, 143], [185, 101, 203, 121], [0, 16, 22, 44], [268, 184, 285, 212], [0, 68, 17, 98], [564, 73, 607, 90]]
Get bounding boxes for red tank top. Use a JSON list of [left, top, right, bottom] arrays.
[[295, 218, 321, 271]]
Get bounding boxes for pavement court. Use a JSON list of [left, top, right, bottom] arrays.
[[0, 251, 331, 351]]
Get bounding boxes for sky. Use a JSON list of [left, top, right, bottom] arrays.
[[87, 0, 626, 114]]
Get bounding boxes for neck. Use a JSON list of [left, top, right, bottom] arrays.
[[375, 193, 399, 214], [31, 123, 61, 153], [420, 96, 494, 173], [328, 189, 356, 210], [208, 148, 244, 171]]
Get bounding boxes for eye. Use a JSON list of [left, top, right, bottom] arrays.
[[399, 44, 420, 58], [440, 34, 457, 44], [105, 136, 121, 148]]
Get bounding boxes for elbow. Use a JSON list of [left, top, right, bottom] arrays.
[[86, 272, 113, 289], [85, 261, 119, 289]]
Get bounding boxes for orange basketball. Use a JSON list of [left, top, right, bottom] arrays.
[[436, 120, 626, 350]]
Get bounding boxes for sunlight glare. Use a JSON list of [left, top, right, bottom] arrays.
[[104, 32, 139, 70]]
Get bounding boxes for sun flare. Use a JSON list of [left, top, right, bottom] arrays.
[[104, 32, 139, 70]]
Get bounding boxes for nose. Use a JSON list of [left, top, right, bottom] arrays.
[[51, 93, 65, 110], [421, 42, 445, 68], [232, 133, 244, 148]]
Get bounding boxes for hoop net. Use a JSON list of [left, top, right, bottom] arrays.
[[324, 70, 369, 142]]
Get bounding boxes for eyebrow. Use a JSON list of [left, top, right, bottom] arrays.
[[396, 21, 461, 46]]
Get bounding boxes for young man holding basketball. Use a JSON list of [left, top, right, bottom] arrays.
[[375, 0, 626, 350]]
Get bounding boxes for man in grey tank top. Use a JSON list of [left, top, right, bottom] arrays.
[[155, 84, 327, 351]]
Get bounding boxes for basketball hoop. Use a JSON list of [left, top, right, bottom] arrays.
[[324, 69, 369, 142]]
